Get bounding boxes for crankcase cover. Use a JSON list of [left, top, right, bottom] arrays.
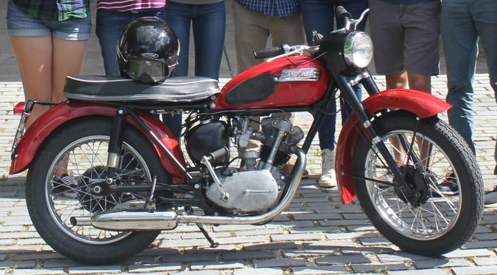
[[206, 170, 279, 213]]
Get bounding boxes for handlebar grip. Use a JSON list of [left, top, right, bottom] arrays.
[[336, 6, 353, 22], [253, 46, 285, 59]]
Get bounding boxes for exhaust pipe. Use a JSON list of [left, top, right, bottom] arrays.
[[70, 210, 178, 231], [71, 146, 306, 230]]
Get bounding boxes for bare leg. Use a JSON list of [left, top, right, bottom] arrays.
[[51, 38, 87, 103], [9, 36, 53, 128], [386, 71, 433, 169]]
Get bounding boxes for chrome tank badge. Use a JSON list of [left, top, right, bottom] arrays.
[[278, 68, 321, 82]]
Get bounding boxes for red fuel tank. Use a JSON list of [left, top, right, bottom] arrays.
[[211, 55, 329, 110]]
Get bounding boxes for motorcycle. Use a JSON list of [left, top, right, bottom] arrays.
[[10, 7, 483, 265]]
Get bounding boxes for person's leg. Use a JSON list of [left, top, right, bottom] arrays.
[[268, 14, 305, 47], [232, 0, 270, 73], [165, 2, 192, 77], [96, 10, 133, 76], [163, 2, 194, 138], [299, 0, 335, 45], [51, 39, 88, 103], [472, 0, 497, 204], [473, 0, 497, 99], [441, 0, 477, 153], [7, 0, 54, 128], [9, 36, 53, 128], [299, 0, 338, 186], [192, 2, 226, 80], [396, 2, 440, 169]]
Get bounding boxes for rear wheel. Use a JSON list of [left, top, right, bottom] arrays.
[[26, 117, 170, 265], [353, 111, 483, 256]]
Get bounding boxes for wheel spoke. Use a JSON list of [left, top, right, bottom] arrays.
[[363, 130, 461, 240], [46, 136, 154, 244]]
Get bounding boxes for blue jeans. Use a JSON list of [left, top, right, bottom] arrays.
[[299, 0, 368, 151], [164, 1, 225, 79], [96, 8, 167, 77], [96, 8, 185, 138], [441, 0, 497, 154]]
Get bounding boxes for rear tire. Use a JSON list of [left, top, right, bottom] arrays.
[[26, 117, 170, 265], [353, 111, 483, 256]]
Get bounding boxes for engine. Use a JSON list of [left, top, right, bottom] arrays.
[[194, 115, 304, 214]]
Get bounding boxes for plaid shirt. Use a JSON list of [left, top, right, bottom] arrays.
[[235, 0, 299, 17], [13, 0, 89, 20]]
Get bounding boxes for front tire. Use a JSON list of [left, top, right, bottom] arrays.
[[353, 111, 483, 256], [26, 117, 170, 265]]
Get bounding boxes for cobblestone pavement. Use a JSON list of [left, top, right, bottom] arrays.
[[0, 75, 497, 275]]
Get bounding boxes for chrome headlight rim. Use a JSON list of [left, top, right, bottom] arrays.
[[343, 32, 374, 69]]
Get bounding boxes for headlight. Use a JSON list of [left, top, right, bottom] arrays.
[[343, 32, 373, 68]]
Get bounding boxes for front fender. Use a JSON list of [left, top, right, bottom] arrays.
[[335, 89, 451, 204], [10, 101, 186, 184]]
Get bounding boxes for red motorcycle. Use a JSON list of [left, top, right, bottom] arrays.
[[10, 8, 483, 265]]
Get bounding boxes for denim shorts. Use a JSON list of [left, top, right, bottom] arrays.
[[7, 0, 91, 41]]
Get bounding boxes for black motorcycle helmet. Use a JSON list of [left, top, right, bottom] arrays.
[[117, 17, 180, 84]]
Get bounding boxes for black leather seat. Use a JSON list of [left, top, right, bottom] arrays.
[[63, 75, 219, 104]]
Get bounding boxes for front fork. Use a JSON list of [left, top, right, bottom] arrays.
[[304, 71, 424, 189]]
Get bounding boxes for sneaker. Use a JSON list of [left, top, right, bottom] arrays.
[[434, 172, 459, 197], [484, 186, 497, 208], [318, 149, 336, 188], [54, 174, 79, 198]]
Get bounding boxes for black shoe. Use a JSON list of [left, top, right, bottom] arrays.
[[434, 172, 459, 196]]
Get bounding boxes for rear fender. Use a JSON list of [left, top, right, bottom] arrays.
[[10, 101, 186, 184], [336, 89, 451, 203]]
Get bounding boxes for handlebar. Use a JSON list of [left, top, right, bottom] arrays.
[[335, 5, 353, 26], [253, 44, 319, 61], [335, 5, 369, 31], [253, 46, 286, 60], [252, 6, 368, 62]]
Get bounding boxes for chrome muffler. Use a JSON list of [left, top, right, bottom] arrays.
[[70, 146, 306, 231], [70, 210, 178, 230]]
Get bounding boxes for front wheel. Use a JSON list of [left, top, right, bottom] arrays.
[[25, 117, 171, 265], [353, 111, 483, 256]]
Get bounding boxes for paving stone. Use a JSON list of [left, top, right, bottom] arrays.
[[221, 250, 276, 261], [413, 258, 472, 269], [443, 249, 495, 258], [12, 268, 65, 275], [243, 242, 297, 251], [233, 268, 284, 275], [350, 263, 409, 273], [315, 254, 372, 265], [253, 258, 307, 268], [473, 256, 497, 266], [388, 269, 447, 275], [452, 266, 497, 275], [291, 265, 350, 274]]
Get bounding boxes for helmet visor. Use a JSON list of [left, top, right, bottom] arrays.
[[118, 51, 178, 84]]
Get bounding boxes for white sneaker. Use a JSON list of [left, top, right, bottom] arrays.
[[484, 186, 497, 208], [318, 149, 336, 188]]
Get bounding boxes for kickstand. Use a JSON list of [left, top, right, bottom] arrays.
[[196, 223, 219, 248]]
